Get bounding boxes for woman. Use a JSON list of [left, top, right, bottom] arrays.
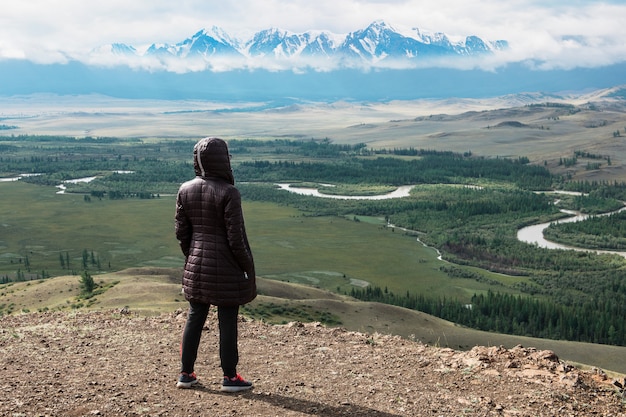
[[175, 137, 256, 391]]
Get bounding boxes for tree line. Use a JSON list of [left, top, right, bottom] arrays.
[[235, 154, 552, 190], [350, 286, 626, 345]]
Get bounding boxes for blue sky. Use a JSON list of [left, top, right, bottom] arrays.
[[1, 0, 625, 71]]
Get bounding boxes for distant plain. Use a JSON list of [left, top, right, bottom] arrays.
[[3, 90, 626, 182]]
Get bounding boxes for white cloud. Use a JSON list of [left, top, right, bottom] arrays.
[[0, 0, 624, 70]]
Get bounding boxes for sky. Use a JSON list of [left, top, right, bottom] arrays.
[[1, 0, 625, 71]]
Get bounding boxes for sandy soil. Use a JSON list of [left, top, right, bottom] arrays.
[[2, 309, 625, 416]]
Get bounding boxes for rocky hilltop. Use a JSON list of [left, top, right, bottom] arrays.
[[1, 309, 625, 416]]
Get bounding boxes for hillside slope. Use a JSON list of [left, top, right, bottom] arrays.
[[4, 268, 626, 375], [1, 309, 625, 416]]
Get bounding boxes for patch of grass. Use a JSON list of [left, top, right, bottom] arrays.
[[317, 183, 397, 196], [0, 270, 183, 315], [242, 301, 342, 326], [76, 278, 119, 303]]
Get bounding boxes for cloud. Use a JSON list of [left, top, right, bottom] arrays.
[[0, 0, 624, 71]]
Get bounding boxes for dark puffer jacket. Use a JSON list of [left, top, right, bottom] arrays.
[[175, 137, 256, 306]]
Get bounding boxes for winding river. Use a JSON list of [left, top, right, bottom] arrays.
[[278, 184, 626, 258], [275, 183, 415, 200], [517, 205, 626, 258], [1, 172, 134, 194]]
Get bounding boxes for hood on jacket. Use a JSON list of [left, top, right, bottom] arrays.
[[193, 137, 235, 185]]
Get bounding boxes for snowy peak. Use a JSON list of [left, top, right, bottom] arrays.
[[174, 27, 241, 57], [110, 43, 137, 55], [300, 32, 337, 57], [245, 28, 339, 59], [246, 28, 294, 57], [340, 20, 403, 58], [413, 28, 451, 46]]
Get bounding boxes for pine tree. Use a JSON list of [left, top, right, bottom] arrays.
[[80, 271, 95, 295]]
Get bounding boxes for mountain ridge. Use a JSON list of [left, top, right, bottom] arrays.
[[99, 20, 507, 71]]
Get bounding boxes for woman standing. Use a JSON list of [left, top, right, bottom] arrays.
[[175, 137, 256, 392]]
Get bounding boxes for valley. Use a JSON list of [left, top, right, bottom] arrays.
[[2, 89, 626, 374]]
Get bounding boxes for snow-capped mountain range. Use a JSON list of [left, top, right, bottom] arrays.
[[6, 20, 623, 101], [99, 21, 507, 71]]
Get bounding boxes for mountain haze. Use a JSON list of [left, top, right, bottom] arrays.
[[1, 58, 624, 102]]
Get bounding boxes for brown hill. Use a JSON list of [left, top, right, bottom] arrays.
[[1, 309, 625, 416]]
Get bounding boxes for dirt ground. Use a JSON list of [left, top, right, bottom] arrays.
[[1, 309, 625, 416]]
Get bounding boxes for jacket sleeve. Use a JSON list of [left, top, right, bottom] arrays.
[[175, 190, 191, 257], [224, 188, 256, 279]]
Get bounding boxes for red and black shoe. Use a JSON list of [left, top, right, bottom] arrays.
[[176, 371, 198, 388], [221, 373, 253, 392]]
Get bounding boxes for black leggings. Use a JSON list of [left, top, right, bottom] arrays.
[[180, 302, 239, 378]]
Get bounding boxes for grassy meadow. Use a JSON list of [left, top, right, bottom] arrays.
[[0, 180, 512, 302], [0, 181, 182, 276]]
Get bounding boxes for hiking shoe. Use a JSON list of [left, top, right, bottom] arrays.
[[176, 372, 198, 388], [221, 374, 253, 392]]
